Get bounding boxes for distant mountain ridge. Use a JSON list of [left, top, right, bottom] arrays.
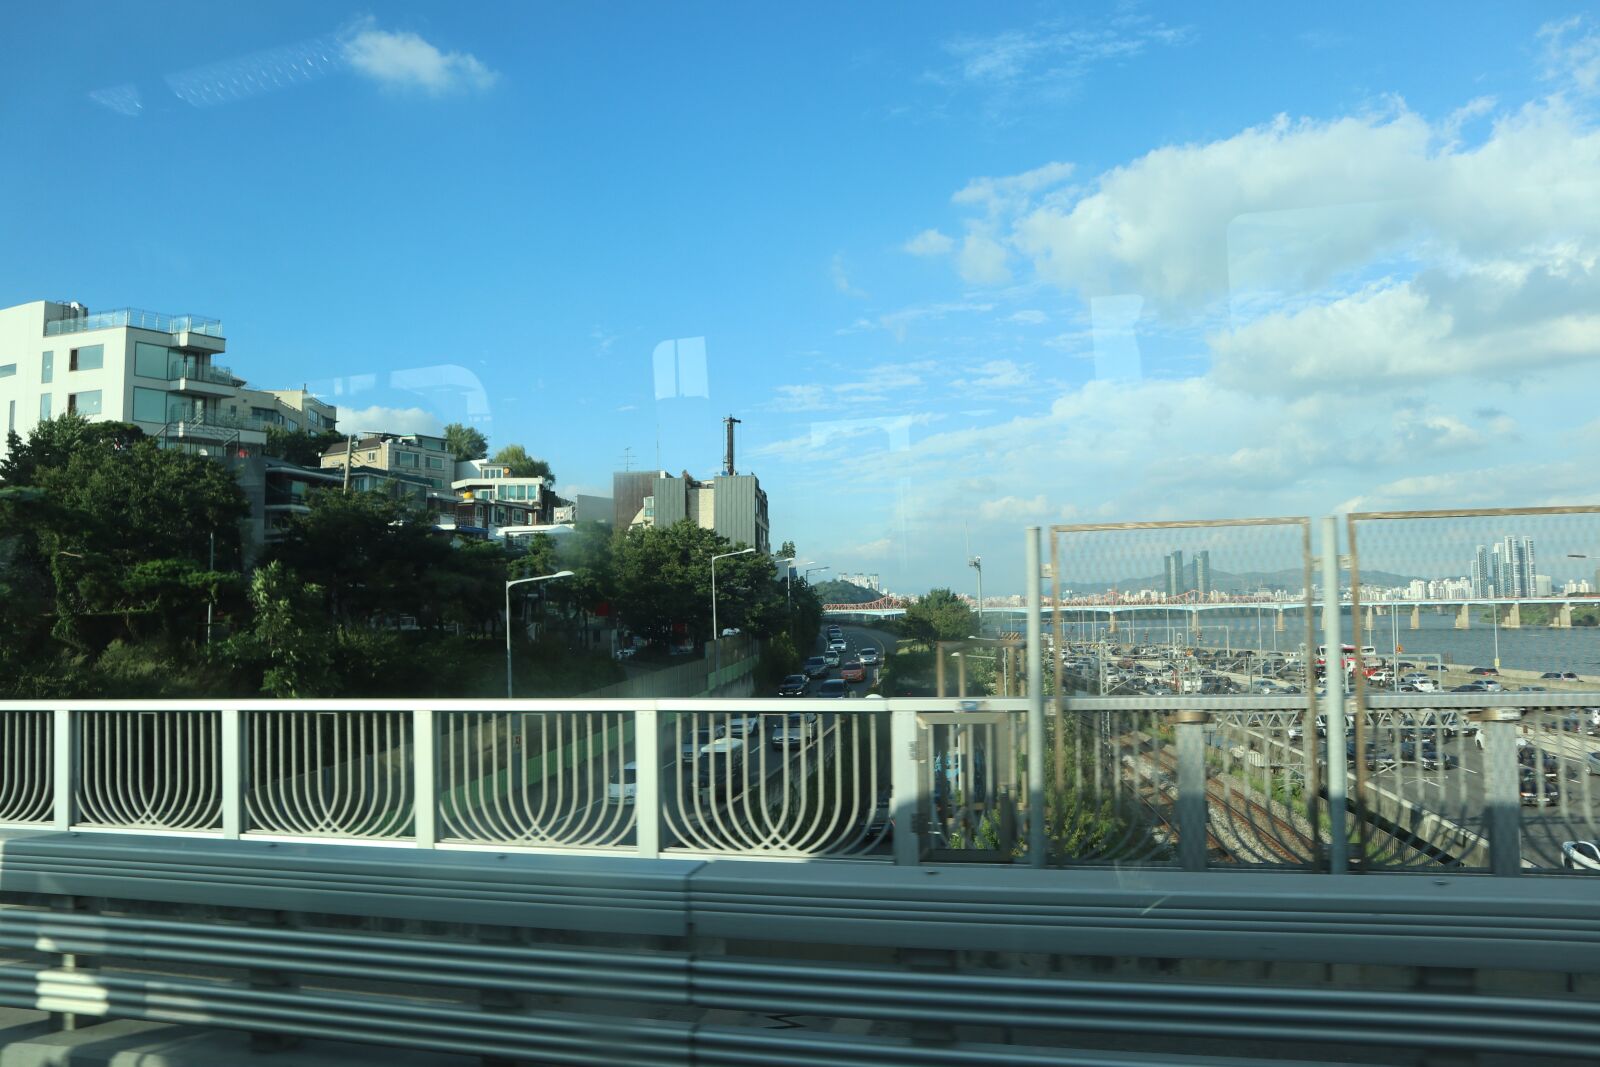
[[813, 579, 883, 604]]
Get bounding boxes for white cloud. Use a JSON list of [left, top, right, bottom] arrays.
[[1211, 249, 1600, 395], [954, 359, 1032, 391], [953, 161, 1075, 215], [957, 232, 1012, 285], [341, 405, 442, 435], [938, 20, 1192, 93], [948, 98, 1600, 316], [847, 537, 895, 560], [344, 21, 498, 94], [831, 253, 868, 298], [1005, 309, 1048, 324], [773, 384, 827, 411], [978, 494, 1049, 521], [844, 300, 996, 341], [1540, 15, 1600, 96], [903, 229, 954, 256]]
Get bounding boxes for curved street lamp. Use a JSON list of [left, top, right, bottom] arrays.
[[506, 570, 574, 698], [711, 548, 756, 672]]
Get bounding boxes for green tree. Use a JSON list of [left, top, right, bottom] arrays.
[[492, 444, 554, 483], [899, 587, 975, 650], [264, 426, 342, 467], [778, 540, 797, 560], [233, 561, 336, 697], [444, 422, 489, 462], [611, 521, 780, 646]]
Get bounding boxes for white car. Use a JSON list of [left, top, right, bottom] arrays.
[[858, 647, 880, 665], [608, 762, 638, 803], [1561, 840, 1600, 871], [829, 638, 848, 652]]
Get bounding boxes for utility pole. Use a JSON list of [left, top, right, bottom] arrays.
[[342, 433, 354, 493], [205, 531, 215, 645]]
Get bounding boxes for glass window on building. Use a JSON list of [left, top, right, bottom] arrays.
[[0, 363, 15, 378], [426, 455, 443, 470], [134, 342, 170, 379], [67, 390, 102, 416], [70, 345, 103, 371], [40, 351, 51, 382], [397, 451, 418, 467], [39, 394, 50, 421], [367, 451, 378, 461], [132, 387, 168, 422]]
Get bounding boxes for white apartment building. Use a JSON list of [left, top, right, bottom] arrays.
[[0, 299, 262, 457]]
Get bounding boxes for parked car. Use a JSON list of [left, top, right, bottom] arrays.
[[1469, 666, 1500, 676], [1399, 740, 1459, 771], [607, 762, 638, 803], [1452, 683, 1488, 693], [1481, 680, 1504, 692], [817, 678, 850, 698], [1518, 747, 1561, 779], [1541, 671, 1564, 680], [840, 661, 866, 683], [778, 674, 809, 697], [1520, 774, 1560, 806], [1563, 671, 1580, 681], [803, 656, 828, 678], [857, 647, 880, 665], [1588, 751, 1600, 776], [1562, 840, 1600, 871]]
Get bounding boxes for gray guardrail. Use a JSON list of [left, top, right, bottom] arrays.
[[1, 831, 1597, 1065]]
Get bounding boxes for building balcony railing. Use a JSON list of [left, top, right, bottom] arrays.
[[46, 307, 224, 338], [170, 361, 243, 387]]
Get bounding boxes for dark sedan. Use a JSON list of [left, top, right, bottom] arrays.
[[777, 674, 809, 697]]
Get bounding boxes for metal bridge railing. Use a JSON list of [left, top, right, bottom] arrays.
[[0, 692, 1594, 873]]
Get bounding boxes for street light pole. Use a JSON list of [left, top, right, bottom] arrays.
[[505, 570, 574, 699], [711, 548, 756, 674]]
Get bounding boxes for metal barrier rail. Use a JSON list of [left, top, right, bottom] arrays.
[[0, 693, 1594, 873], [1, 834, 1597, 1064]]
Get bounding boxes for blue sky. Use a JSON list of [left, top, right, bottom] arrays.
[[3, 4, 1599, 594]]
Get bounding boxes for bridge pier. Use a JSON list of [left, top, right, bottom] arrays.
[[1504, 603, 1521, 629], [1554, 603, 1573, 629], [1455, 604, 1470, 630], [1108, 611, 1118, 636], [1275, 609, 1285, 632], [1364, 605, 1375, 633], [1410, 605, 1420, 631]]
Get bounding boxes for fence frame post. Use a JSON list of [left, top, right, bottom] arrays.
[[635, 703, 661, 859], [413, 708, 436, 848], [1174, 712, 1210, 871], [221, 708, 242, 839], [52, 708, 74, 831]]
